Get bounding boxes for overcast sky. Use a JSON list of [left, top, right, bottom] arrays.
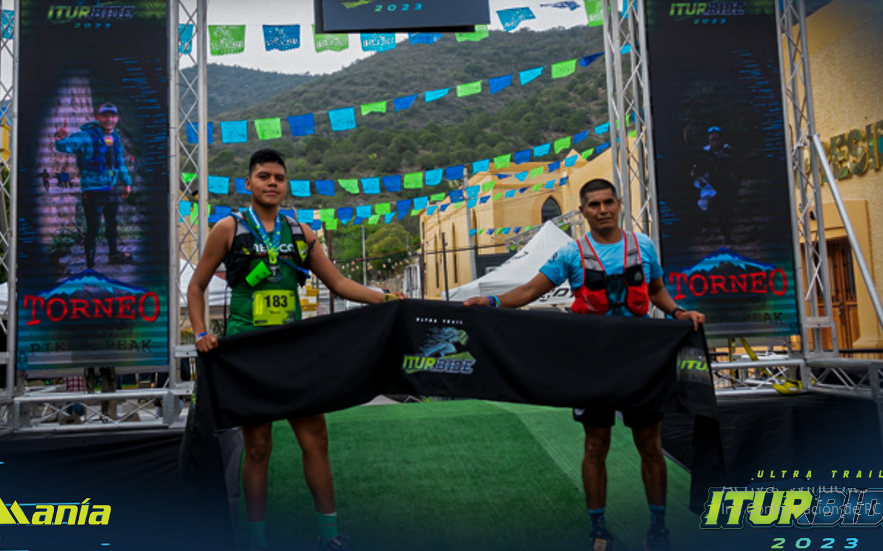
[[0, 0, 592, 83]]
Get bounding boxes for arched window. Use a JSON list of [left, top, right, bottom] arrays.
[[541, 198, 562, 223]]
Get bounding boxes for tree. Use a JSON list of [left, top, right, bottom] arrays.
[[366, 224, 410, 273]]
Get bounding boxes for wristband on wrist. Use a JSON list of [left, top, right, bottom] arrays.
[[670, 306, 687, 318], [383, 293, 399, 302], [490, 295, 501, 308], [196, 332, 208, 340]]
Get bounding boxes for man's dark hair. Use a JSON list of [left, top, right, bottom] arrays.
[[579, 179, 617, 204], [249, 149, 286, 174]]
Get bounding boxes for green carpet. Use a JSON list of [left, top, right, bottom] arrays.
[[236, 400, 718, 551]]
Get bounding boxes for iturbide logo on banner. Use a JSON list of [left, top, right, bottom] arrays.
[[668, 2, 746, 18], [47, 5, 135, 24], [701, 486, 883, 528], [402, 323, 476, 375]]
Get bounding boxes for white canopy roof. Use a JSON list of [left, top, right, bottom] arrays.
[[0, 259, 231, 317], [447, 221, 575, 307]]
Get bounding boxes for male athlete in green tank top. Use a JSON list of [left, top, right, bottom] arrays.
[[188, 149, 402, 551], [225, 217, 304, 336]]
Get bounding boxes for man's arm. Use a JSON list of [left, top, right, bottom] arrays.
[[647, 277, 705, 331], [116, 146, 132, 199], [188, 217, 235, 352], [304, 225, 397, 304], [464, 273, 556, 309], [54, 129, 83, 155]]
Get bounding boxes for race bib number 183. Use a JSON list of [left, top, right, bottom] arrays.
[[253, 290, 296, 326]]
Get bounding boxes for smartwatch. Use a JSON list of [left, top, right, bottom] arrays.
[[671, 306, 687, 318]]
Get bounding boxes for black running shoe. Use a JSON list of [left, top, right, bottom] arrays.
[[318, 535, 350, 551], [590, 525, 615, 551], [108, 251, 133, 264], [643, 524, 671, 551]]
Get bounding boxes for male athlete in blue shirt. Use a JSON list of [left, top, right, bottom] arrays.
[[466, 179, 704, 551]]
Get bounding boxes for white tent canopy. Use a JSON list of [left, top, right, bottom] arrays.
[[447, 221, 575, 307], [0, 259, 231, 317]]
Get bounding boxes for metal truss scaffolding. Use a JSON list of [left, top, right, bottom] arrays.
[[601, 0, 657, 241], [0, 0, 208, 433], [0, 0, 17, 435], [1, 0, 880, 434], [777, 0, 838, 362], [598, 0, 883, 415], [776, 0, 883, 410], [173, 0, 209, 358]]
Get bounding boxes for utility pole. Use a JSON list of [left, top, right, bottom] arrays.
[[361, 224, 367, 286], [325, 224, 335, 314], [420, 220, 426, 299], [463, 176, 477, 282], [441, 233, 450, 301]]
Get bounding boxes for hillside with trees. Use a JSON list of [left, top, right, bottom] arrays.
[[203, 25, 608, 217], [196, 25, 609, 268], [181, 64, 317, 118]]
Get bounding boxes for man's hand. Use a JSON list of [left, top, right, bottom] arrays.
[[195, 333, 219, 353], [675, 310, 705, 331], [464, 296, 491, 307], [120, 185, 131, 200], [54, 127, 68, 141]]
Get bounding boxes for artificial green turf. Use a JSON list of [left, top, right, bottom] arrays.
[[237, 400, 717, 551]]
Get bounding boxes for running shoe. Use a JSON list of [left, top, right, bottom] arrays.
[[109, 251, 133, 264], [643, 524, 671, 551], [590, 525, 615, 551], [318, 535, 350, 551]]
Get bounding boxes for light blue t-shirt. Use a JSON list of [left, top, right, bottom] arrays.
[[539, 232, 663, 317]]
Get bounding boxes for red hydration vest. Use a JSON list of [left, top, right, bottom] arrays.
[[571, 230, 650, 316]]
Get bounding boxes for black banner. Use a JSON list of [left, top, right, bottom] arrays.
[[645, 0, 800, 337], [185, 301, 724, 512], [317, 0, 490, 33], [16, 1, 170, 369]]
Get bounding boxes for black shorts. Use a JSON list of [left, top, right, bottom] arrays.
[[572, 408, 663, 428]]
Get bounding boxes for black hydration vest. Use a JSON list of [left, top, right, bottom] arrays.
[[224, 212, 311, 288]]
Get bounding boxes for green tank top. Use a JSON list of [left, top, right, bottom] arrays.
[[226, 218, 302, 336]]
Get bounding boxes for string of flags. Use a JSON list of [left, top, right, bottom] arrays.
[[187, 115, 632, 201], [0, 3, 604, 46], [185, 171, 571, 230], [185, 124, 617, 203], [177, 4, 600, 56], [336, 252, 415, 275], [186, 52, 605, 144], [181, 126, 640, 231], [186, 127, 630, 229]]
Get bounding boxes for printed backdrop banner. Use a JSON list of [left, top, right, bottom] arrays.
[[184, 301, 724, 513], [16, 0, 170, 369], [645, 0, 800, 337]]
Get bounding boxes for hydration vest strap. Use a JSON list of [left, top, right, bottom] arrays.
[[624, 231, 642, 269], [232, 212, 311, 276], [581, 231, 643, 274], [578, 235, 605, 272]]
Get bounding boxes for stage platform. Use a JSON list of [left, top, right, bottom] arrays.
[[661, 391, 883, 481], [1, 395, 881, 551]]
